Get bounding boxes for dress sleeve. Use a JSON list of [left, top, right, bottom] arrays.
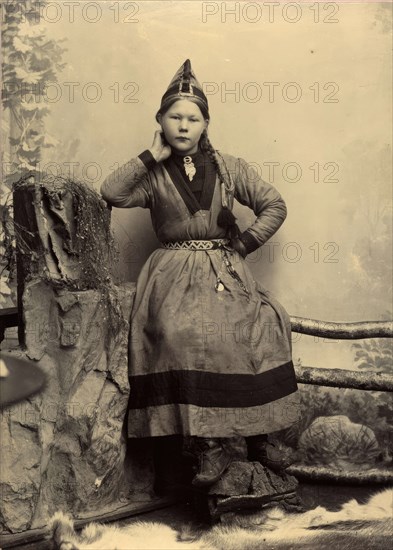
[[234, 157, 287, 254], [100, 154, 154, 209]]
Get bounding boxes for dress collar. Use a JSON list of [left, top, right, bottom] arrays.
[[163, 150, 217, 214], [171, 147, 204, 163]]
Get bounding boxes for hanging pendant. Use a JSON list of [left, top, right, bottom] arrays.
[[183, 155, 196, 182], [215, 279, 225, 292]]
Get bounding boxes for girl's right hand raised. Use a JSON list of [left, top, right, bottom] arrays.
[[149, 130, 171, 163]]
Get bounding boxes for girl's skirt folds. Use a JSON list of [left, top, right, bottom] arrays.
[[127, 247, 300, 438]]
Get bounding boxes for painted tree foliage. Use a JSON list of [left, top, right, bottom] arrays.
[[1, 0, 66, 306]]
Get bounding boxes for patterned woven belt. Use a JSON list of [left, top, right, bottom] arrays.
[[160, 239, 229, 251], [160, 238, 250, 300]]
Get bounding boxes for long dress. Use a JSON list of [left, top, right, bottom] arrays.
[[100, 150, 300, 438]]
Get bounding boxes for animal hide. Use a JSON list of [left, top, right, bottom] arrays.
[[48, 488, 392, 550]]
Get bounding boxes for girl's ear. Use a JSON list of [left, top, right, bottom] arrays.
[[157, 113, 162, 126]]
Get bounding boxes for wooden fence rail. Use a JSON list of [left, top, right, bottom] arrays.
[[290, 317, 393, 339], [290, 316, 393, 392], [295, 366, 393, 392]]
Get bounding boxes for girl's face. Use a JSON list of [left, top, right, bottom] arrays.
[[158, 99, 208, 155]]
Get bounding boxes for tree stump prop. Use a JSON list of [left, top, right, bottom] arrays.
[[12, 172, 114, 346], [1, 174, 156, 537]]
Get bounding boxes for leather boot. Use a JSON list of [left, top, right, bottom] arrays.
[[247, 434, 294, 473], [190, 438, 232, 488]]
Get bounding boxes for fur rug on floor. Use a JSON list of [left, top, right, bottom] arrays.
[[48, 488, 392, 550]]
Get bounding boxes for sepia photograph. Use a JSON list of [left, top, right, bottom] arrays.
[[0, 1, 392, 548]]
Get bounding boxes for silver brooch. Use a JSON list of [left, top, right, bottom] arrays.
[[183, 155, 196, 182]]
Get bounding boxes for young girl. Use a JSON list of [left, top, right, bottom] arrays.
[[100, 60, 300, 488]]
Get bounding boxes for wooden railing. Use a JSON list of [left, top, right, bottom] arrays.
[[290, 316, 393, 392], [290, 317, 393, 339], [288, 316, 393, 484]]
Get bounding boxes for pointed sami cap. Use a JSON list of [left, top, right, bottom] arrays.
[[160, 59, 209, 113]]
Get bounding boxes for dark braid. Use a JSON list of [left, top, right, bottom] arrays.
[[199, 131, 240, 239], [199, 131, 226, 185]]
